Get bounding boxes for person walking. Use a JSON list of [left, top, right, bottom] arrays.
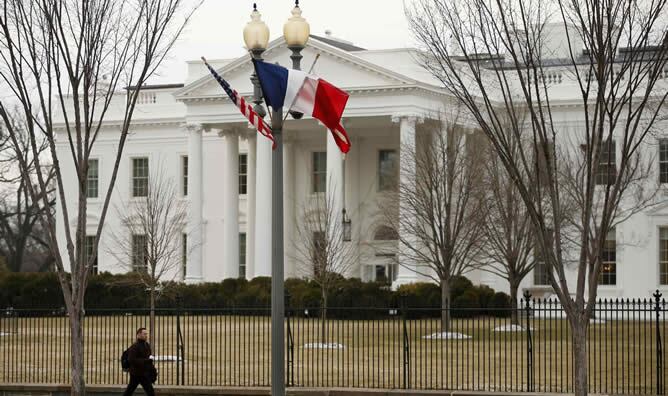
[[123, 327, 156, 396]]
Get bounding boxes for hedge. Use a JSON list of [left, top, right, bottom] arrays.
[[395, 276, 512, 318], [0, 271, 511, 318]]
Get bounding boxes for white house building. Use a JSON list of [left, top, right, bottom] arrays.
[[54, 29, 668, 299]]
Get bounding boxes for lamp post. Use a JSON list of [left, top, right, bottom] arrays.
[[244, 3, 309, 396], [284, 0, 310, 70], [284, 0, 309, 119], [243, 3, 269, 116]]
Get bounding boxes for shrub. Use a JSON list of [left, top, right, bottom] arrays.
[[450, 276, 474, 301], [488, 291, 512, 318], [285, 278, 320, 310], [451, 289, 480, 318], [0, 272, 64, 309], [475, 285, 496, 314], [329, 278, 394, 319], [0, 271, 511, 319], [397, 282, 440, 308]]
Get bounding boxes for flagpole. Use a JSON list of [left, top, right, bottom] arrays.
[[249, 55, 286, 396], [281, 53, 321, 124], [270, 106, 285, 396]]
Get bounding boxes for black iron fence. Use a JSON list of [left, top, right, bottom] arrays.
[[0, 291, 665, 394]]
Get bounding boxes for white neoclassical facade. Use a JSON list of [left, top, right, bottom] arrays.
[[54, 32, 668, 299]]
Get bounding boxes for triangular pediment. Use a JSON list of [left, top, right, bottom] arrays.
[[174, 36, 419, 101]]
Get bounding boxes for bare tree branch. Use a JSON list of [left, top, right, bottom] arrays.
[[407, 0, 667, 393], [382, 109, 487, 331], [107, 162, 187, 351], [293, 182, 357, 343], [0, 1, 200, 393]]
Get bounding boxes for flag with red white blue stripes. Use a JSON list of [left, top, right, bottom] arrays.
[[201, 57, 275, 148]]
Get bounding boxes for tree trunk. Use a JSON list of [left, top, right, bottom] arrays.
[[510, 282, 519, 326], [14, 243, 25, 272], [572, 319, 589, 396], [149, 287, 156, 352], [69, 306, 85, 396], [440, 280, 451, 332], [320, 289, 327, 344]]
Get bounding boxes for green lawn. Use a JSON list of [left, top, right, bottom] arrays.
[[0, 314, 664, 394]]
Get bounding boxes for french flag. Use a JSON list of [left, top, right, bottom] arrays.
[[252, 59, 351, 153]]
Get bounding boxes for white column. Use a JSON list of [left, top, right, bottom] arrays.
[[348, 135, 361, 278], [326, 129, 345, 273], [393, 115, 420, 288], [326, 130, 344, 201], [246, 132, 257, 279], [221, 129, 240, 279], [254, 135, 272, 277], [185, 123, 204, 283], [283, 136, 295, 278]]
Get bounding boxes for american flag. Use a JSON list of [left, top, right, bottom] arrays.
[[201, 57, 275, 148]]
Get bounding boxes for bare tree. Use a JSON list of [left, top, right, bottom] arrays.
[[407, 0, 667, 393], [477, 130, 537, 325], [0, 183, 55, 272], [108, 166, 187, 350], [293, 184, 356, 344], [384, 115, 487, 332], [0, 113, 54, 272], [0, 1, 199, 393]]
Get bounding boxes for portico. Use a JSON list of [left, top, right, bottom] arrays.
[[174, 35, 445, 285]]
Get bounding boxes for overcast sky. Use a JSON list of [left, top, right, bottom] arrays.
[[151, 0, 414, 84]]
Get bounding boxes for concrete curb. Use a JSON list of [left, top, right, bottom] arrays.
[[0, 384, 636, 396]]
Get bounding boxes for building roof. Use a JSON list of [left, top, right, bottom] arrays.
[[310, 34, 366, 52], [125, 83, 185, 90]]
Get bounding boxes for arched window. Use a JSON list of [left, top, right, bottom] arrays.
[[374, 225, 398, 241]]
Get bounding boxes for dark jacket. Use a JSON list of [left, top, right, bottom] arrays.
[[127, 339, 153, 377]]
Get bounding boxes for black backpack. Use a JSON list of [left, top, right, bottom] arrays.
[[121, 348, 130, 372]]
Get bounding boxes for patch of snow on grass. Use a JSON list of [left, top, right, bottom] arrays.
[[493, 324, 533, 332], [303, 342, 345, 349], [423, 331, 472, 340]]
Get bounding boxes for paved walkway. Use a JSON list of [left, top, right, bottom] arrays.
[[0, 384, 625, 396]]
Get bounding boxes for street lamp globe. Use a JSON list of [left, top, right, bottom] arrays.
[[243, 3, 270, 51], [283, 1, 310, 48], [284, 0, 309, 120]]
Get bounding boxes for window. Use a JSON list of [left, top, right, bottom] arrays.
[[312, 152, 327, 193], [660, 140, 668, 184], [374, 225, 399, 241], [182, 156, 188, 196], [132, 234, 148, 273], [132, 157, 149, 197], [660, 228, 668, 285], [365, 264, 398, 283], [378, 150, 398, 191], [181, 233, 187, 280], [595, 140, 616, 185], [86, 159, 99, 198], [533, 229, 554, 285], [375, 265, 387, 282], [312, 231, 326, 276], [239, 233, 247, 278], [239, 154, 248, 195], [85, 236, 98, 274], [598, 229, 616, 285]]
